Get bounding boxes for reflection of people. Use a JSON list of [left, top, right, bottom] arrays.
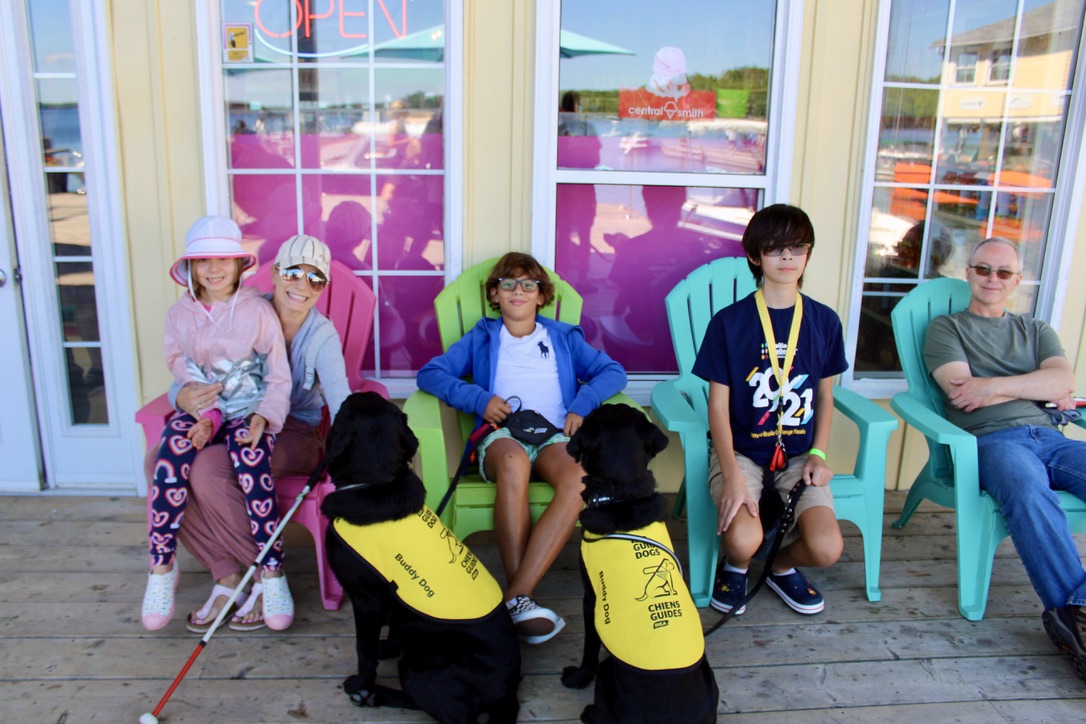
[[324, 200, 372, 270], [923, 238, 1086, 682], [417, 253, 627, 645], [556, 91, 601, 280], [148, 234, 348, 633], [693, 204, 846, 618], [142, 216, 292, 632]]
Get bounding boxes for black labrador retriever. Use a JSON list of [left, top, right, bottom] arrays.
[[320, 391, 521, 723], [563, 403, 719, 723]]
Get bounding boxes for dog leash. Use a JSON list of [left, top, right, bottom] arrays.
[[703, 480, 807, 637], [435, 421, 497, 516]]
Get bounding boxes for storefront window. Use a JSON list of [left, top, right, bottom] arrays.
[[550, 0, 783, 374], [849, 0, 1085, 384], [218, 0, 447, 377]]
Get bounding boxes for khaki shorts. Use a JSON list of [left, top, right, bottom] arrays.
[[708, 448, 834, 536]]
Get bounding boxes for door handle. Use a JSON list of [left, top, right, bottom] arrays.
[[0, 269, 6, 287]]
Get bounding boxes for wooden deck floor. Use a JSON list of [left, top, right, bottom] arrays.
[[2, 492, 1086, 723]]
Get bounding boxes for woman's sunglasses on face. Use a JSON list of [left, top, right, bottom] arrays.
[[969, 264, 1019, 280], [497, 277, 540, 293], [278, 265, 328, 291], [763, 244, 811, 257]]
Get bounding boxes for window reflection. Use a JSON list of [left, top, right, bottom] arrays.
[[855, 0, 1084, 379], [558, 0, 775, 175], [565, 184, 754, 373]]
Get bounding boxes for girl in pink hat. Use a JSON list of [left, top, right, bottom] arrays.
[[142, 215, 293, 632]]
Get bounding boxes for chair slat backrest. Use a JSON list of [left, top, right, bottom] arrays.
[[433, 258, 583, 443], [245, 260, 377, 392], [890, 277, 972, 476], [434, 257, 583, 353], [664, 257, 757, 418]]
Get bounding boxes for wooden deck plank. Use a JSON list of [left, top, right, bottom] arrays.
[[2, 492, 1086, 722]]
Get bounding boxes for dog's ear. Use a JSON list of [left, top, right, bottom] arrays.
[[398, 409, 419, 460], [639, 415, 669, 459], [567, 422, 590, 463], [324, 405, 358, 473]]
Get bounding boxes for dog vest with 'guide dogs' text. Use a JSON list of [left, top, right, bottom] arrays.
[[581, 521, 704, 670], [332, 506, 502, 620]]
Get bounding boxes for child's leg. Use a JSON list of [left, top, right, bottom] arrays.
[[149, 413, 201, 569], [224, 417, 282, 571], [711, 451, 767, 569], [481, 434, 534, 585], [771, 454, 842, 572], [511, 439, 583, 598]]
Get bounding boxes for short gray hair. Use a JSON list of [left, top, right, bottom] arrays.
[[969, 237, 1022, 270]]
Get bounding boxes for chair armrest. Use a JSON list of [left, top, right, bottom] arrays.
[[135, 394, 175, 451], [891, 392, 980, 501], [650, 381, 707, 438], [404, 390, 452, 511], [832, 386, 898, 485]]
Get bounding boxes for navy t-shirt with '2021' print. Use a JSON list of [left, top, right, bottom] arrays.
[[692, 292, 848, 467]]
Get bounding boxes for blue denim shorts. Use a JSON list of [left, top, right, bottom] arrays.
[[476, 427, 570, 483]]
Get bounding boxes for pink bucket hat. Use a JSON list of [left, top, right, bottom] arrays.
[[169, 215, 256, 286]]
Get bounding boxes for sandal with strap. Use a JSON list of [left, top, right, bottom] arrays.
[[262, 573, 294, 631], [141, 564, 179, 631], [229, 583, 267, 632], [187, 583, 248, 634]]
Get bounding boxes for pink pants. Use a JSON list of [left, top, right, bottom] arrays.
[[143, 416, 323, 582]]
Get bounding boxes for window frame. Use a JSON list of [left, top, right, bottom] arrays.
[[529, 0, 806, 402], [842, 0, 1086, 399], [194, 0, 463, 398]]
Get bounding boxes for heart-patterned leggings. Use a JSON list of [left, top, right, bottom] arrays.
[[149, 413, 282, 570]]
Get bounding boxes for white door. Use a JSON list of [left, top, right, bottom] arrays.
[[0, 131, 44, 491], [0, 0, 142, 492]]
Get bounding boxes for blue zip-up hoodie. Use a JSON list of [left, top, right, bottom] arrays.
[[417, 316, 627, 425]]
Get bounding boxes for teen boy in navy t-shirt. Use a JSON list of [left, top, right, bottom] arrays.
[[692, 204, 848, 616]]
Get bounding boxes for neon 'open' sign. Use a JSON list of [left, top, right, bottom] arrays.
[[252, 0, 408, 58]]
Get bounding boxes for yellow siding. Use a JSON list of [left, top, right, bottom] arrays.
[[110, 0, 1086, 487]]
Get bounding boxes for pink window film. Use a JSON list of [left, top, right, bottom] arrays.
[[557, 184, 755, 373]]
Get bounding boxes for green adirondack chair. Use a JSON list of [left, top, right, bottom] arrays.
[[651, 257, 898, 607], [890, 277, 1086, 620], [404, 257, 638, 539]]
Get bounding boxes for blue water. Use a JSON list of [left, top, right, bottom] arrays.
[[40, 104, 82, 156]]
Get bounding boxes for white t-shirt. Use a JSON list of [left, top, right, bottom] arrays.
[[492, 323, 567, 429]]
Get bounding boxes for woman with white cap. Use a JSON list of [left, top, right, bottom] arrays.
[[142, 215, 292, 632], [145, 232, 349, 633]]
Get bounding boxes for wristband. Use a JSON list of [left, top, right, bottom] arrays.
[[808, 447, 826, 461]]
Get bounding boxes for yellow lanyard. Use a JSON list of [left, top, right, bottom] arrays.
[[754, 289, 803, 434]]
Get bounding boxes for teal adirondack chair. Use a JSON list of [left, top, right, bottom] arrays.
[[404, 258, 639, 539], [651, 257, 898, 607], [890, 277, 1086, 620]]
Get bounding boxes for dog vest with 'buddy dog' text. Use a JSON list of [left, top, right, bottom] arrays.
[[332, 506, 502, 620], [581, 520, 704, 671]]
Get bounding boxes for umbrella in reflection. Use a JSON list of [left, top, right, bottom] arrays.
[[370, 25, 633, 61]]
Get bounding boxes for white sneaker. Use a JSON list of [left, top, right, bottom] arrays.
[[141, 565, 179, 631], [262, 573, 294, 630], [505, 595, 565, 645]]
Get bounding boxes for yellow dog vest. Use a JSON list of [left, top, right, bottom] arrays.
[[581, 521, 704, 670], [332, 506, 502, 620]]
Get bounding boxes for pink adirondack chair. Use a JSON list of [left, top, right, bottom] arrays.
[[135, 260, 386, 610]]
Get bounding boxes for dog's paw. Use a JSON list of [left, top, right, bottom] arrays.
[[561, 665, 595, 689], [343, 675, 377, 707]]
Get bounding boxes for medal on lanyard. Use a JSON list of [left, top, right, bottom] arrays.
[[755, 289, 803, 472]]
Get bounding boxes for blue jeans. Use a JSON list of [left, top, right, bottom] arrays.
[[977, 425, 1086, 609]]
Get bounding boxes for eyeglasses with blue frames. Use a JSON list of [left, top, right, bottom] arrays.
[[277, 265, 329, 291], [969, 264, 1019, 280], [763, 244, 811, 257], [497, 278, 540, 293]]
